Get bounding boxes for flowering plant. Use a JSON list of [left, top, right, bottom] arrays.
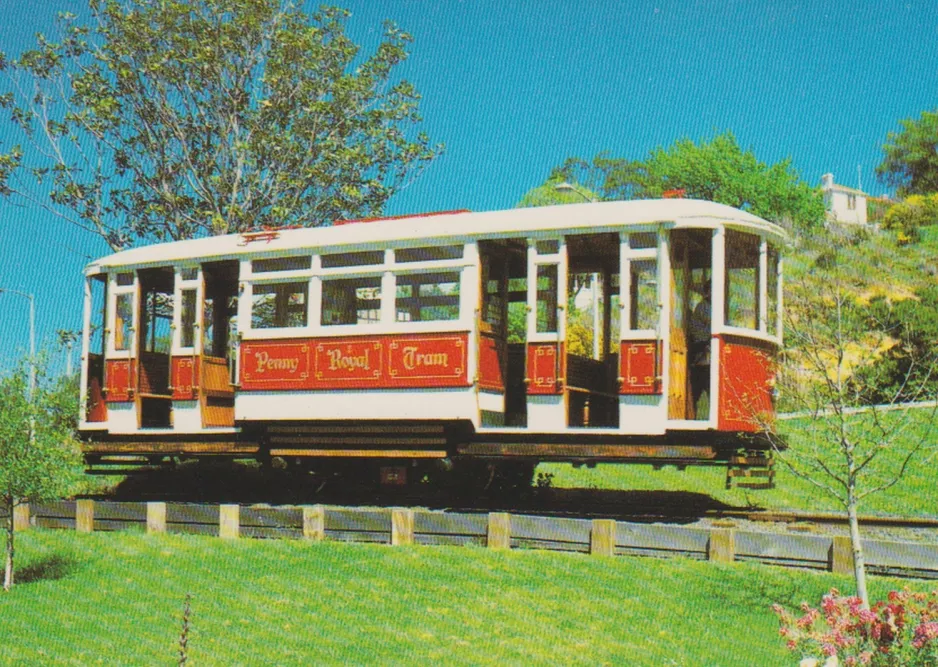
[[773, 589, 938, 666]]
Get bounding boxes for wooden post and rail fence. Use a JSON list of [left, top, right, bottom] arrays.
[[4, 500, 937, 579]]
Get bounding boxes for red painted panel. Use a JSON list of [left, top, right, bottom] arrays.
[[86, 353, 107, 421], [717, 335, 777, 432], [86, 376, 108, 421], [619, 341, 661, 395], [242, 341, 312, 388], [388, 336, 467, 386], [105, 359, 137, 402], [477, 334, 504, 392], [171, 356, 200, 400], [526, 342, 565, 395], [240, 333, 470, 391], [312, 339, 383, 388]]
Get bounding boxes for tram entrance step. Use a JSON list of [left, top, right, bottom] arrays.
[[725, 455, 775, 490]]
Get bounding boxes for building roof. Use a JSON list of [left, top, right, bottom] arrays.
[[825, 182, 867, 196]]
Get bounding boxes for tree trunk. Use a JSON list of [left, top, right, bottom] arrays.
[[3, 496, 14, 592], [847, 496, 869, 608]]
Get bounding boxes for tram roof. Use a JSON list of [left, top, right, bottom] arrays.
[[88, 199, 785, 273]]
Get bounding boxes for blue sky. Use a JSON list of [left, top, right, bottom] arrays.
[[1, 0, 936, 369]]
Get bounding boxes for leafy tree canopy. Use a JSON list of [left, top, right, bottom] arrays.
[[876, 108, 938, 197], [515, 174, 601, 208], [0, 0, 442, 250], [542, 132, 825, 231]]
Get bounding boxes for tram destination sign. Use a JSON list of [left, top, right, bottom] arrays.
[[241, 333, 468, 391]]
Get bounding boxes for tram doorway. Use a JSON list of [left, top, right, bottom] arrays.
[[479, 239, 528, 426], [565, 232, 620, 427], [668, 229, 712, 421], [200, 261, 238, 428], [137, 267, 174, 427]]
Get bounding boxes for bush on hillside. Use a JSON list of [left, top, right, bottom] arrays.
[[882, 195, 938, 244], [849, 286, 938, 405]]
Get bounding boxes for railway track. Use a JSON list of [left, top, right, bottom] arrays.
[[85, 484, 938, 536]]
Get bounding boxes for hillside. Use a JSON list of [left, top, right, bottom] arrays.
[[778, 223, 938, 410]]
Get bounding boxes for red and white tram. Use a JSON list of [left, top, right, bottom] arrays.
[[78, 199, 784, 488]]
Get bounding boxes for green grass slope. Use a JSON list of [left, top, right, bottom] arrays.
[[542, 409, 938, 517], [1, 529, 929, 666]]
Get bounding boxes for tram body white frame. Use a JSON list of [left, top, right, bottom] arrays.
[[78, 199, 785, 456]]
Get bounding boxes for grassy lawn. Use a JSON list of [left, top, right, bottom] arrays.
[[541, 409, 938, 517], [1, 529, 930, 666]]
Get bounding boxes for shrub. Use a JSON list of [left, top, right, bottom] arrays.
[[882, 195, 938, 244], [773, 588, 938, 665]]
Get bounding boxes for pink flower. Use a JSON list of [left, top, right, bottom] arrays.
[[912, 621, 938, 649], [821, 643, 838, 657], [857, 609, 877, 625]]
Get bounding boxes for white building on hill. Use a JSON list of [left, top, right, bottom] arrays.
[[822, 172, 867, 225]]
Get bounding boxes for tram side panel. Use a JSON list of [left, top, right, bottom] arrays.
[[234, 332, 478, 423]]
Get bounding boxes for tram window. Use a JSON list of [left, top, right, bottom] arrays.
[[321, 251, 383, 269], [114, 293, 133, 351], [535, 240, 559, 255], [396, 245, 463, 263], [180, 267, 198, 281], [89, 277, 106, 356], [481, 255, 506, 329], [180, 289, 197, 348], [322, 277, 381, 325], [629, 259, 657, 330], [536, 265, 558, 333], [767, 246, 779, 337], [142, 290, 173, 354], [116, 272, 134, 287], [396, 272, 460, 322], [725, 231, 760, 330], [482, 275, 504, 327], [253, 256, 312, 273], [251, 282, 309, 329], [630, 232, 657, 249], [507, 277, 527, 343]]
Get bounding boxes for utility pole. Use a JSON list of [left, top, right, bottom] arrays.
[[0, 288, 36, 399]]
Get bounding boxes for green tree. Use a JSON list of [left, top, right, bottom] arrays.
[[775, 233, 938, 608], [536, 132, 825, 231], [877, 108, 938, 197], [515, 174, 600, 207], [0, 362, 83, 591], [0, 1, 442, 250]]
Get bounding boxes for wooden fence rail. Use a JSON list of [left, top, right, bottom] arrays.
[[5, 501, 938, 579]]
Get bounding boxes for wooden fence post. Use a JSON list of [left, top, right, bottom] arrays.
[[830, 535, 854, 575], [146, 502, 166, 534], [219, 504, 239, 539], [488, 512, 511, 550], [590, 519, 616, 557], [708, 528, 735, 563], [302, 505, 325, 542], [13, 503, 29, 532], [76, 499, 94, 534], [392, 509, 415, 546]]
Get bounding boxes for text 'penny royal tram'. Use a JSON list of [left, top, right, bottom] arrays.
[[77, 199, 784, 491]]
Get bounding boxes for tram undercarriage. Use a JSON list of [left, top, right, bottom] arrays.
[[82, 419, 777, 491]]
